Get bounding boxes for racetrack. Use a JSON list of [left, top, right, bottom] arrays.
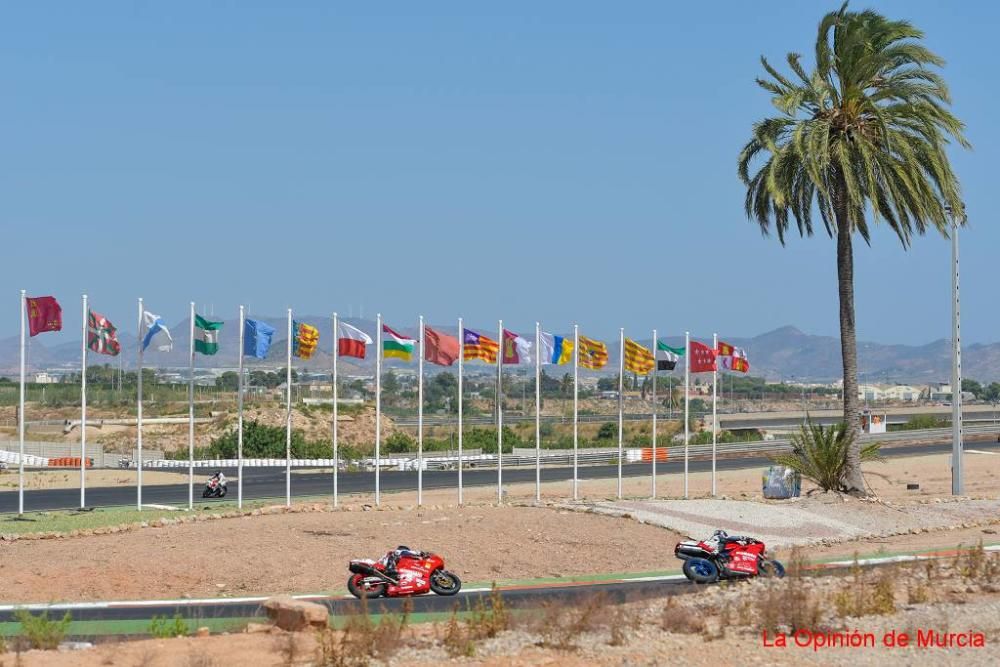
[[2, 439, 997, 513]]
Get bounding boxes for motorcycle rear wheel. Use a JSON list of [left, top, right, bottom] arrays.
[[682, 557, 720, 584], [201, 489, 212, 498], [347, 575, 387, 599], [429, 569, 462, 596], [218, 486, 227, 498]]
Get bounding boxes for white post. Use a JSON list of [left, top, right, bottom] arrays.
[[188, 301, 195, 510], [80, 294, 88, 509], [534, 321, 541, 503], [18, 290, 26, 515], [136, 297, 144, 511], [237, 306, 245, 509], [684, 331, 690, 499], [285, 309, 292, 507], [651, 328, 657, 499], [457, 317, 464, 505], [951, 211, 964, 495], [496, 319, 503, 504], [617, 328, 625, 499], [417, 315, 425, 507], [375, 313, 382, 506], [332, 312, 338, 507], [712, 332, 718, 497], [572, 323, 579, 501]]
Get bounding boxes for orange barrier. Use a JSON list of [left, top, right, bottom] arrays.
[[640, 448, 669, 462], [47, 457, 93, 468]]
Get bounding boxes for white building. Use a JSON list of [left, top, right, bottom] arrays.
[[858, 384, 923, 402]]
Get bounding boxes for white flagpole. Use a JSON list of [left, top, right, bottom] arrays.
[[285, 309, 292, 507], [237, 306, 245, 509], [188, 301, 195, 511], [417, 315, 425, 507], [617, 328, 624, 499], [332, 312, 338, 508], [573, 323, 579, 501], [712, 332, 718, 497], [651, 328, 657, 499], [457, 317, 464, 505], [496, 319, 503, 504], [136, 297, 144, 511], [18, 290, 26, 515], [534, 321, 541, 503], [684, 330, 690, 499], [81, 294, 88, 509], [375, 313, 382, 506]]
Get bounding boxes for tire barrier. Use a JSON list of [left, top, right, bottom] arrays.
[[46, 457, 93, 468]]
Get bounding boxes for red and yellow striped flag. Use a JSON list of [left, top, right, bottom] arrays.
[[578, 335, 608, 370], [624, 338, 654, 374]]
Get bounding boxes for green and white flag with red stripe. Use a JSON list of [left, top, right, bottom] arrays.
[[194, 314, 223, 355]]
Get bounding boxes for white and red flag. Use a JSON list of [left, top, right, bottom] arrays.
[[337, 321, 373, 359]]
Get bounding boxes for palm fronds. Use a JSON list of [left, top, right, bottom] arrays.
[[772, 420, 883, 492]]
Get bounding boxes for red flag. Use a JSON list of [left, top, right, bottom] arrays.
[[731, 357, 750, 373], [689, 340, 717, 372], [717, 341, 735, 356], [25, 296, 62, 337], [424, 326, 460, 366]]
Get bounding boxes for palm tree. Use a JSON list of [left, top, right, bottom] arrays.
[[738, 3, 968, 494]]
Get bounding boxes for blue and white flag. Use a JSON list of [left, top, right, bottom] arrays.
[[244, 318, 276, 359], [141, 311, 173, 352]]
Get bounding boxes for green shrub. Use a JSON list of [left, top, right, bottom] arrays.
[[14, 610, 72, 650], [771, 421, 883, 492], [596, 422, 617, 440], [385, 431, 416, 453], [149, 613, 190, 638]]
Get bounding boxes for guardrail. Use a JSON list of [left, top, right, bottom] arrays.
[[2, 424, 993, 471]]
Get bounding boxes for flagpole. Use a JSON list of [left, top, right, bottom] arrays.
[[18, 290, 26, 515], [331, 312, 338, 508], [81, 294, 88, 509], [684, 330, 690, 499], [572, 323, 579, 501], [651, 328, 657, 499], [237, 305, 245, 509], [496, 319, 503, 504], [457, 317, 464, 506], [188, 301, 195, 511], [375, 313, 382, 507], [712, 332, 718, 498], [136, 297, 144, 511], [534, 321, 541, 504], [617, 328, 624, 500], [417, 315, 424, 507], [285, 309, 292, 507]]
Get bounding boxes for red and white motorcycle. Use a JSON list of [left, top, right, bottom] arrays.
[[347, 546, 462, 599], [674, 530, 785, 583]]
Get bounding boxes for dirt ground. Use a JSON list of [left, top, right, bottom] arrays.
[[0, 504, 684, 602], [0, 469, 184, 490]]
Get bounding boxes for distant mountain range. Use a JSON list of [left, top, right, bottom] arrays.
[[0, 320, 992, 384]]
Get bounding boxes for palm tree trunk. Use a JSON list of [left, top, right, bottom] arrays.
[[835, 194, 866, 495]]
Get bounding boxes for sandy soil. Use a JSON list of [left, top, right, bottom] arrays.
[[0, 505, 683, 602], [0, 469, 185, 490]]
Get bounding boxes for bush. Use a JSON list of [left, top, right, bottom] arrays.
[[771, 420, 883, 492], [596, 422, 617, 440], [14, 610, 71, 650], [150, 613, 189, 638], [385, 431, 416, 454]]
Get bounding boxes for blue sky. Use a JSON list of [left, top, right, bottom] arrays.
[[1, 1, 995, 345]]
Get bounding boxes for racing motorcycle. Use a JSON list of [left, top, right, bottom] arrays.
[[347, 547, 462, 599], [202, 473, 227, 498], [674, 530, 785, 583]]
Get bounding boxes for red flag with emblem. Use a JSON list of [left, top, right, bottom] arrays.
[[689, 340, 717, 372], [26, 296, 63, 337]]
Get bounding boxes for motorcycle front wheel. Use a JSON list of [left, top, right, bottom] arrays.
[[429, 569, 462, 596], [759, 559, 786, 578], [217, 486, 227, 498], [682, 557, 720, 584], [347, 575, 387, 599]]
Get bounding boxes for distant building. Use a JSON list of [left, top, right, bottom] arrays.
[[858, 384, 924, 402], [34, 372, 58, 384]]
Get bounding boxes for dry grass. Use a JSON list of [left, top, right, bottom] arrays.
[[312, 597, 412, 667], [832, 557, 897, 618], [441, 584, 510, 657]]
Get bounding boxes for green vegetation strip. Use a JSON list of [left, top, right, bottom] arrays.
[[0, 616, 257, 638]]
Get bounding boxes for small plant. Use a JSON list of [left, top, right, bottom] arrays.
[[466, 585, 509, 640], [771, 420, 883, 492], [14, 610, 72, 650], [442, 608, 475, 658], [660, 597, 705, 634], [149, 613, 190, 639]]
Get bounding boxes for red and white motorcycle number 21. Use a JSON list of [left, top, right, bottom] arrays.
[[727, 550, 759, 574]]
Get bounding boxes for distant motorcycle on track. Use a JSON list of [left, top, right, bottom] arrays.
[[202, 471, 227, 498]]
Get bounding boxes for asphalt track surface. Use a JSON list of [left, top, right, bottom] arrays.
[[0, 577, 690, 625], [3, 439, 998, 514]]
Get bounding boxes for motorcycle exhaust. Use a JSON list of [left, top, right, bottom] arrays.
[[348, 562, 399, 585]]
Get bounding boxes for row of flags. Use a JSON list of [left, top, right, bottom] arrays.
[[21, 295, 751, 374]]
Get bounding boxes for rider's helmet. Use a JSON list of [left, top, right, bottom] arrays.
[[712, 529, 728, 539]]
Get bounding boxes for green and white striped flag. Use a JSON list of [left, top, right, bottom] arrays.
[[194, 314, 223, 355], [656, 339, 684, 371]]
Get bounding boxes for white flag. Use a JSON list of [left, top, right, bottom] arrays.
[[141, 311, 173, 352]]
